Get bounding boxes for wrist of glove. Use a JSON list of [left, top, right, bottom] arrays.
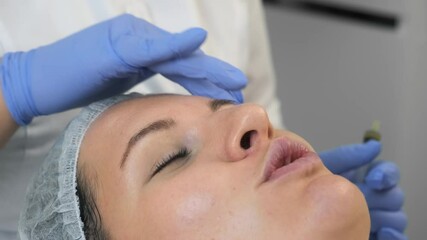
[[1, 14, 247, 125], [319, 141, 408, 240]]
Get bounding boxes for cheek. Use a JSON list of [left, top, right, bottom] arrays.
[[174, 192, 216, 225], [139, 184, 224, 238], [139, 175, 263, 239]]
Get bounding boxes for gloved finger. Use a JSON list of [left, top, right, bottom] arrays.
[[377, 227, 408, 240], [115, 28, 207, 67], [341, 169, 358, 183], [370, 210, 407, 233], [357, 184, 404, 211], [169, 75, 244, 103], [151, 52, 247, 91], [229, 90, 244, 103], [92, 75, 147, 101], [365, 161, 400, 190], [319, 140, 381, 174]]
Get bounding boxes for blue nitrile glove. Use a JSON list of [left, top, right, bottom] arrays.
[[319, 141, 408, 240], [0, 14, 247, 125]]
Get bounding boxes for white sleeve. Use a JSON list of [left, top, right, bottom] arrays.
[[243, 0, 285, 129]]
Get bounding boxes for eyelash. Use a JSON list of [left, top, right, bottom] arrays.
[[152, 147, 191, 177]]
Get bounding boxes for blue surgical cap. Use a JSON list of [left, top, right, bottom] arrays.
[[19, 94, 137, 240]]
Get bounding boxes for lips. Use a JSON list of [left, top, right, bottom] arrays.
[[263, 137, 319, 182]]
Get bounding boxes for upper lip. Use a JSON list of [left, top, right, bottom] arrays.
[[262, 137, 311, 182]]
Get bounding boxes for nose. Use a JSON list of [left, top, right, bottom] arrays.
[[211, 103, 273, 161]]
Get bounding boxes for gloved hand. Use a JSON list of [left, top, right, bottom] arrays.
[[1, 13, 247, 125], [319, 141, 408, 240]]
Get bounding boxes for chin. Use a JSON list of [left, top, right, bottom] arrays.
[[304, 174, 370, 240]]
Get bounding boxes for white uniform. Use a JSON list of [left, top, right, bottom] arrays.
[[0, 0, 283, 238]]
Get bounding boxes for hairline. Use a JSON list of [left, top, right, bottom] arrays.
[[76, 160, 111, 240]]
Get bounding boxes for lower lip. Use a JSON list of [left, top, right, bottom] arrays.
[[268, 152, 321, 182]]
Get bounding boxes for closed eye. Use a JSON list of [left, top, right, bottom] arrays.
[[151, 148, 191, 178]]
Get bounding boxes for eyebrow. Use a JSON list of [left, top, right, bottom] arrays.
[[209, 99, 236, 112], [120, 119, 176, 168], [120, 99, 235, 169]]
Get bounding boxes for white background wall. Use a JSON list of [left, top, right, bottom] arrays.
[[264, 1, 426, 238]]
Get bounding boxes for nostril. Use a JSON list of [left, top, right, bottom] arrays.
[[240, 130, 256, 150]]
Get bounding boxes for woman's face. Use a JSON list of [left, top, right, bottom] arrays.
[[79, 95, 369, 240]]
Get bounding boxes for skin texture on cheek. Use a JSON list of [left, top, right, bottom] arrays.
[[175, 192, 215, 225], [220, 203, 264, 240], [174, 192, 264, 240], [152, 177, 265, 240]]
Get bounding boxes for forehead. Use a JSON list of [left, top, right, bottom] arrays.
[[79, 95, 209, 164], [97, 95, 205, 125], [90, 94, 209, 136], [117, 94, 205, 112]]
